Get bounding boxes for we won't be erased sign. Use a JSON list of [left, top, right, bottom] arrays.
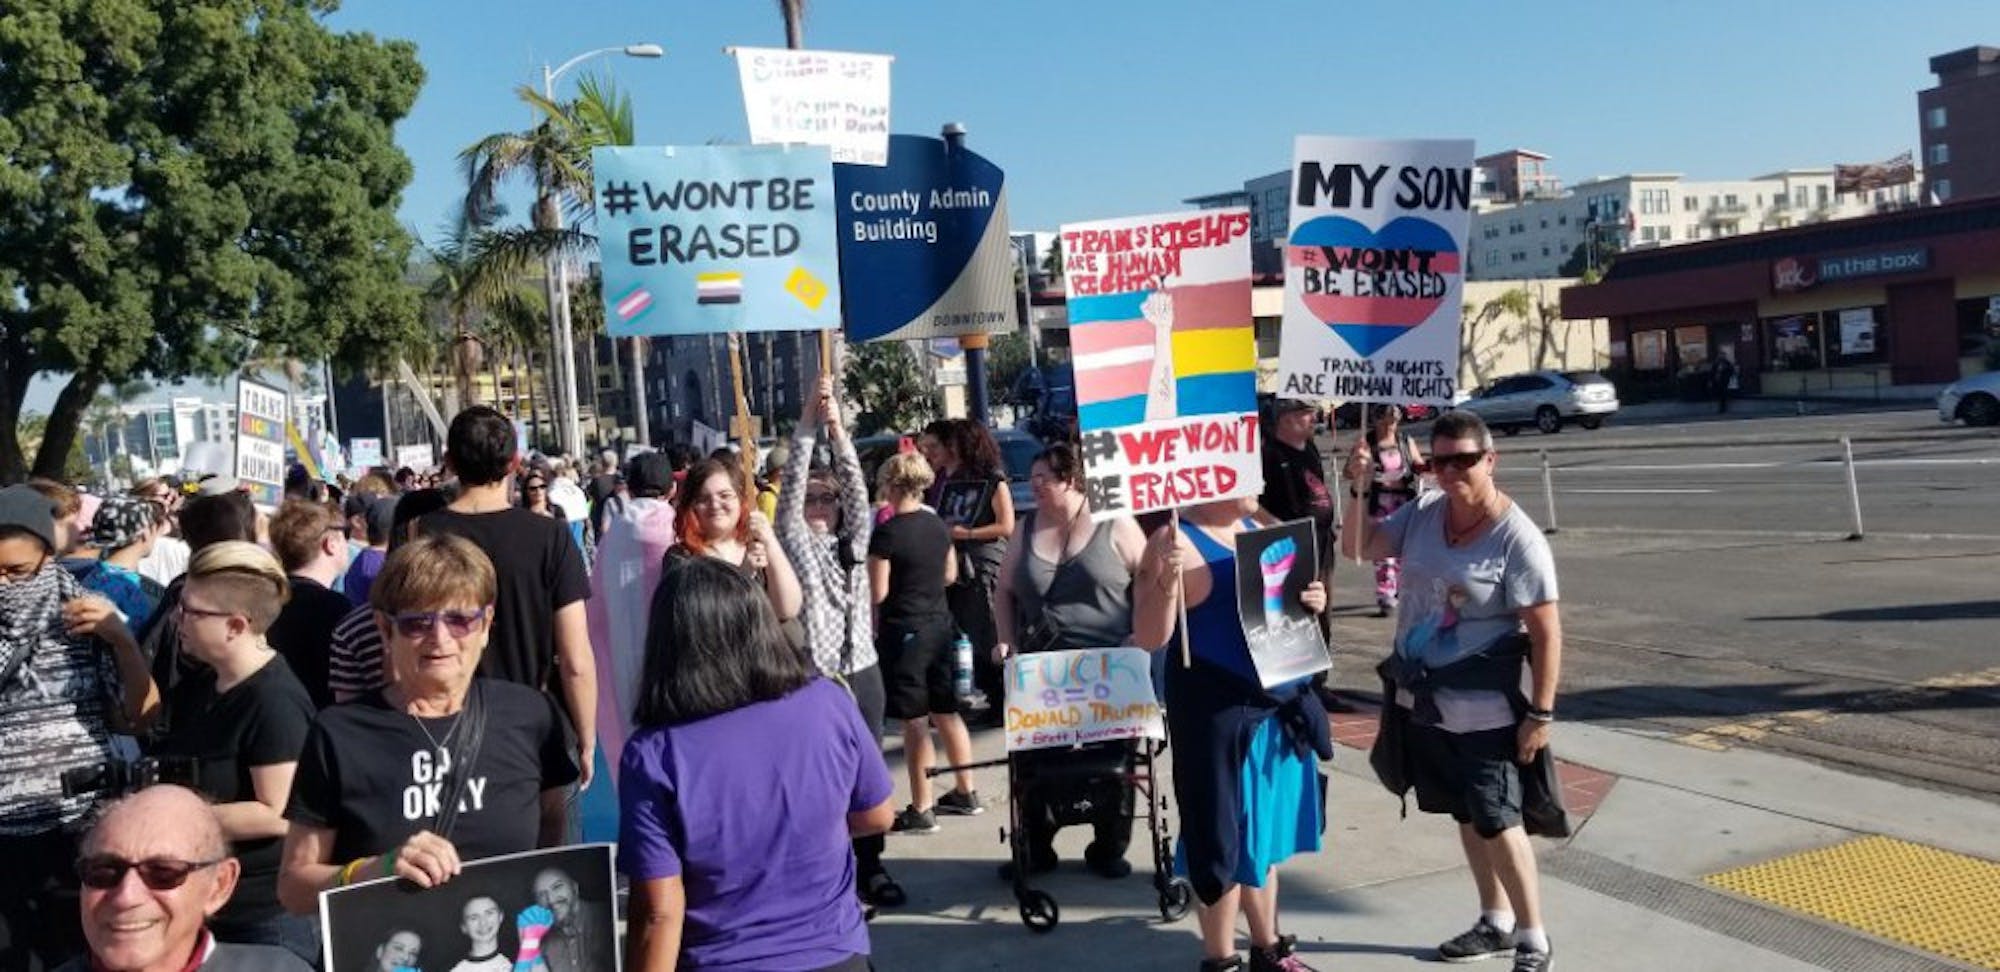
[[1077, 415, 1260, 518]]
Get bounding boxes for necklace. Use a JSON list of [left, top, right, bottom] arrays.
[[396, 685, 466, 760], [1445, 496, 1501, 546]]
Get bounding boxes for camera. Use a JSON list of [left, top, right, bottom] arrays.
[[60, 756, 201, 798]]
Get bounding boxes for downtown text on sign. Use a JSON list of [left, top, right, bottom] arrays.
[[234, 377, 287, 510], [1278, 136, 1474, 407], [1003, 648, 1164, 753], [593, 145, 841, 337], [732, 48, 891, 167], [834, 134, 1017, 342], [1062, 208, 1262, 518]]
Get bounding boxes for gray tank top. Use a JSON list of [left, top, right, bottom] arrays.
[[1012, 511, 1134, 651]]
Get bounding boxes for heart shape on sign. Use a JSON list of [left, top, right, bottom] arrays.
[[1287, 215, 1461, 356]]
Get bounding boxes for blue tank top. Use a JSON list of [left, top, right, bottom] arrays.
[[1175, 517, 1262, 687]]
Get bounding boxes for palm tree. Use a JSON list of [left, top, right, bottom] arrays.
[[460, 75, 638, 448]]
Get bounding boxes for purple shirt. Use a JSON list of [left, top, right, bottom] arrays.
[[617, 678, 891, 971]]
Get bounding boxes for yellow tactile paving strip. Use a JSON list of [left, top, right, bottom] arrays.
[[1705, 836, 2000, 970]]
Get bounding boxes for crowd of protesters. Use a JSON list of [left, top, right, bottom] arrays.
[[0, 385, 1564, 972]]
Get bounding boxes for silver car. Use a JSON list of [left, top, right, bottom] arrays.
[[1455, 370, 1619, 435], [1937, 370, 2000, 426]]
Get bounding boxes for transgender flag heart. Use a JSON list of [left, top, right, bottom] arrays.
[[1287, 215, 1460, 356]]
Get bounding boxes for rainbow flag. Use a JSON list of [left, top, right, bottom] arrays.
[[1069, 282, 1255, 431]]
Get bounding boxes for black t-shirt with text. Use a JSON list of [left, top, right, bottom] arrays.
[[153, 657, 314, 930], [868, 509, 953, 629], [284, 679, 579, 863], [266, 576, 353, 710], [417, 508, 589, 692]]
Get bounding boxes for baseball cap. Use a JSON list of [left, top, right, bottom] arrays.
[[92, 495, 156, 551], [0, 484, 59, 553], [194, 474, 242, 497]]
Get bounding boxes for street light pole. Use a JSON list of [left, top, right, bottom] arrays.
[[541, 43, 664, 457]]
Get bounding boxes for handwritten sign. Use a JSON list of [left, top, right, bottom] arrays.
[[394, 444, 435, 473], [233, 377, 287, 510], [1278, 136, 1473, 407], [1061, 208, 1262, 518], [1233, 519, 1331, 688], [1003, 648, 1164, 753], [593, 145, 841, 337], [348, 438, 383, 471], [732, 47, 891, 166]]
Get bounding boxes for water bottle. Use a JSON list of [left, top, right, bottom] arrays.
[[952, 632, 975, 699]]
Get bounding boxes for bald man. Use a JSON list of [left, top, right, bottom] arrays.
[[58, 786, 309, 972]]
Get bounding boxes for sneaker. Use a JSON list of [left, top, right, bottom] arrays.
[[936, 788, 985, 815], [1510, 945, 1552, 972], [1437, 920, 1516, 962], [890, 805, 938, 834], [1250, 935, 1316, 972], [1198, 957, 1244, 972]]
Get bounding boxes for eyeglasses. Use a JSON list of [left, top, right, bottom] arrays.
[[804, 492, 838, 505], [76, 855, 223, 891], [525, 484, 547, 492], [389, 608, 488, 639], [176, 603, 237, 622], [0, 556, 47, 583], [1430, 451, 1491, 472]]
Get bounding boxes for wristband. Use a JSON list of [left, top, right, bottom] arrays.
[[1524, 707, 1555, 723], [336, 859, 361, 886], [381, 849, 398, 877]]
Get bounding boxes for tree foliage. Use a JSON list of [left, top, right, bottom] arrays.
[[986, 332, 1032, 405], [842, 341, 935, 436], [0, 1, 425, 480]]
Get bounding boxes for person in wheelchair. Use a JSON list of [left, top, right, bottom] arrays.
[[992, 445, 1150, 879]]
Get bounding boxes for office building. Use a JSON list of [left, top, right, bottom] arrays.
[[1919, 45, 2000, 203]]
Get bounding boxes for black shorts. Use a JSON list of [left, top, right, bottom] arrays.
[[878, 618, 958, 720], [1406, 723, 1523, 838]]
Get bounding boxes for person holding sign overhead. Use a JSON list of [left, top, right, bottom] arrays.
[[1341, 410, 1563, 972], [1132, 498, 1331, 972]]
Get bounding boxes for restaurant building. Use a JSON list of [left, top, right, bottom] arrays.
[[1562, 195, 2000, 400]]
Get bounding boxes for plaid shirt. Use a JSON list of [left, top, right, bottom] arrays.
[[774, 426, 877, 678]]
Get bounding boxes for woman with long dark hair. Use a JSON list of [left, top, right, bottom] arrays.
[[620, 559, 895, 972], [919, 419, 1014, 717], [519, 471, 569, 522]]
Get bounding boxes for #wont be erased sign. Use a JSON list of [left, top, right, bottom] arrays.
[[1004, 648, 1164, 752], [1061, 209, 1262, 518], [1278, 136, 1473, 406], [593, 145, 841, 336]]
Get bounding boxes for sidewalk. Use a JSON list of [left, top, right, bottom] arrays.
[[865, 693, 2000, 970]]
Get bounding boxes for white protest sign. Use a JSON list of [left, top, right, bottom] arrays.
[[233, 377, 287, 510], [348, 438, 383, 470], [1278, 136, 1474, 406], [1003, 648, 1164, 753], [393, 444, 435, 473], [732, 47, 891, 166]]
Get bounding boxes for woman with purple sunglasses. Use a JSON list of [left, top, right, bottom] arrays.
[[278, 535, 580, 916]]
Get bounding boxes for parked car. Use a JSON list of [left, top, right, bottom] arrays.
[[1453, 370, 1620, 435], [1937, 371, 2000, 426]]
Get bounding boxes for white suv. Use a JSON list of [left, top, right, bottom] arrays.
[[1937, 371, 2000, 427], [1455, 370, 1620, 435]]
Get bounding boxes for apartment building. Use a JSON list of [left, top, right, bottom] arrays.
[[1919, 45, 2000, 203]]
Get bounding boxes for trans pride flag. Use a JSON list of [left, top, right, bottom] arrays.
[[1063, 210, 1257, 432]]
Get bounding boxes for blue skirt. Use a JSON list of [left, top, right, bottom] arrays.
[[1177, 712, 1324, 888]]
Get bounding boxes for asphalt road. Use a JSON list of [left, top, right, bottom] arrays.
[[1322, 406, 2000, 803]]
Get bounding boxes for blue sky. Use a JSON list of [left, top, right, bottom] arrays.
[[26, 0, 1989, 412], [330, 0, 1984, 239]]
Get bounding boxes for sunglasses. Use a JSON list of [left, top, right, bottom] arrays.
[[1430, 451, 1491, 472], [76, 855, 222, 891], [804, 492, 838, 505], [524, 483, 547, 492], [389, 608, 488, 639]]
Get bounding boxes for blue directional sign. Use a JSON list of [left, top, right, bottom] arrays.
[[834, 134, 1017, 342]]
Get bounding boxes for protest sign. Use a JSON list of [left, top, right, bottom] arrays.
[[834, 134, 1016, 342], [1003, 648, 1165, 753], [1233, 519, 1331, 688], [594, 145, 841, 337], [233, 377, 287, 510], [350, 437, 383, 470], [320, 844, 617, 972], [394, 443, 435, 473], [1061, 208, 1261, 518], [732, 47, 891, 166], [1278, 136, 1474, 406], [934, 479, 993, 528]]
